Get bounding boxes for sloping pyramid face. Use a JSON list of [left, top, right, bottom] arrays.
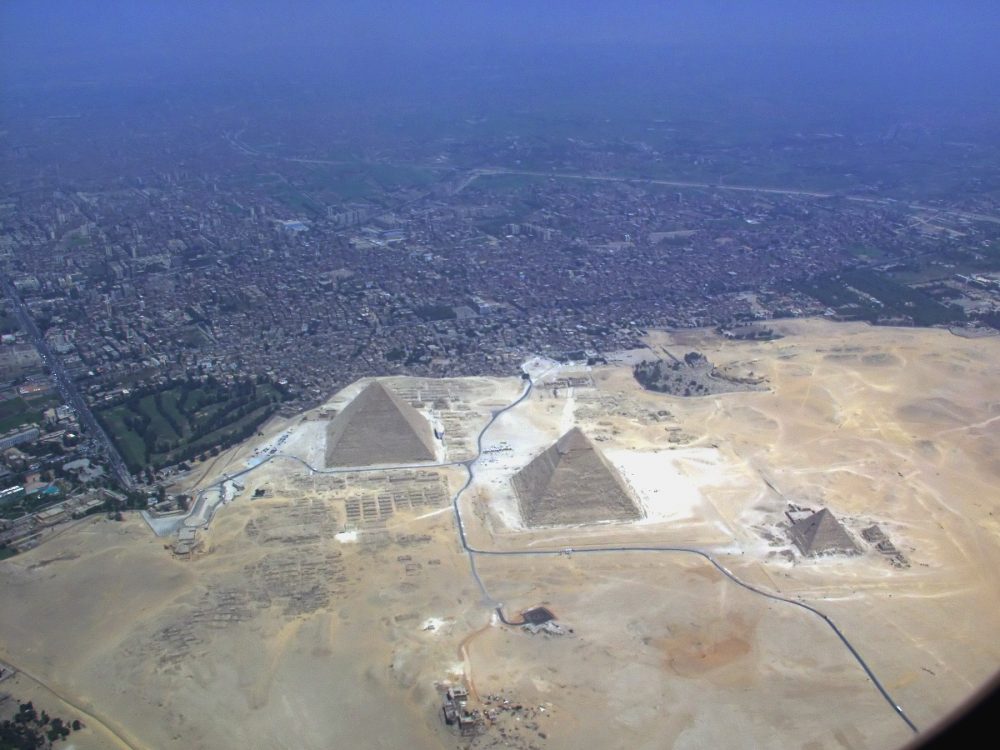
[[511, 427, 641, 527], [790, 508, 859, 556], [325, 382, 436, 467]]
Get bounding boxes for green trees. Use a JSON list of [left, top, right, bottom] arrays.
[[0, 700, 81, 749], [98, 377, 287, 473]]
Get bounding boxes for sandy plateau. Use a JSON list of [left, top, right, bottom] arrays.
[[1, 319, 999, 749]]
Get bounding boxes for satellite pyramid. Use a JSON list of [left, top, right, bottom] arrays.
[[325, 382, 436, 467], [511, 427, 641, 527], [789, 508, 859, 556]]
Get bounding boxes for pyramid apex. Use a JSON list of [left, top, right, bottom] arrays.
[[512, 427, 640, 527], [556, 426, 593, 451], [325, 380, 436, 467], [790, 507, 858, 556]]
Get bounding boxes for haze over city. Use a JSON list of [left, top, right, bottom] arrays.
[[1, 2, 998, 749]]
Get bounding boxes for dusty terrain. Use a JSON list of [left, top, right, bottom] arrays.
[[1, 320, 998, 749]]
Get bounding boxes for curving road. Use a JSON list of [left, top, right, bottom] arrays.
[[0, 655, 140, 750], [445, 374, 920, 735], [189, 371, 918, 734], [460, 167, 1000, 226]]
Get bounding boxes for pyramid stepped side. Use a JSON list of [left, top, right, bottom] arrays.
[[510, 443, 561, 519], [325, 382, 436, 468], [512, 428, 640, 527], [790, 509, 859, 556]]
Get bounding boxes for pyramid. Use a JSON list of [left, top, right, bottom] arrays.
[[325, 382, 436, 467], [511, 427, 641, 527], [789, 508, 859, 556]]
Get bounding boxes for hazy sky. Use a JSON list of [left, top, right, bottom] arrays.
[[4, 1, 998, 75], [3, 1, 999, 133]]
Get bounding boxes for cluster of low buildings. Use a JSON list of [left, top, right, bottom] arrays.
[[5, 160, 988, 421], [0, 489, 108, 553], [0, 331, 115, 537]]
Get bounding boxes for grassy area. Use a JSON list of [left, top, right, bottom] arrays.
[[64, 231, 90, 248], [797, 269, 964, 327], [97, 379, 286, 472], [265, 161, 440, 213], [160, 389, 189, 433], [366, 163, 438, 188], [269, 184, 326, 216], [845, 244, 887, 261], [99, 406, 148, 470], [0, 486, 64, 521], [0, 394, 59, 433], [0, 312, 20, 334], [177, 404, 274, 457], [474, 173, 552, 192], [138, 394, 180, 443], [0, 397, 29, 420]]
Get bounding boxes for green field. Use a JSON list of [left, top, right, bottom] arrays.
[[0, 394, 60, 433], [260, 161, 440, 215], [97, 379, 286, 472], [0, 487, 63, 522], [473, 172, 552, 192], [845, 244, 888, 261], [0, 313, 20, 334], [796, 270, 964, 327]]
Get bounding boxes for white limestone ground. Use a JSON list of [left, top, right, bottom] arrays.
[[604, 446, 757, 527], [467, 358, 585, 529], [421, 617, 452, 633], [274, 420, 326, 467], [521, 355, 563, 381], [558, 387, 576, 435], [473, 405, 557, 531]]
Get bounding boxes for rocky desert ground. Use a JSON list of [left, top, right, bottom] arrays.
[[1, 319, 998, 750]]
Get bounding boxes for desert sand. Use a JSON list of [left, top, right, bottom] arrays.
[[1, 319, 998, 749]]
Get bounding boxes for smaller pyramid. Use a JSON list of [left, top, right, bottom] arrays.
[[789, 508, 859, 556], [511, 427, 640, 527], [325, 382, 436, 467]]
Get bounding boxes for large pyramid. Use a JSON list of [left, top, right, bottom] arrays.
[[789, 508, 859, 556], [325, 382, 437, 467], [511, 427, 641, 527]]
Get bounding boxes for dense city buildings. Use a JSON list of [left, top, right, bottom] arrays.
[[1, 77, 999, 514], [3, 157, 997, 412]]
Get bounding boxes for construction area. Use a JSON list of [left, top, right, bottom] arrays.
[[0, 320, 998, 750]]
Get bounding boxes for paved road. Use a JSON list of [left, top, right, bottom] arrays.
[[174, 371, 919, 734], [461, 166, 835, 198], [0, 653, 140, 750], [1, 276, 134, 489], [461, 167, 1000, 226], [446, 373, 920, 735]]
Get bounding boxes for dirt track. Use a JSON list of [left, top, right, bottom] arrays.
[[0, 320, 997, 749]]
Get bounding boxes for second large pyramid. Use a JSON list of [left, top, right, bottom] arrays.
[[325, 382, 437, 467], [511, 427, 641, 527]]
